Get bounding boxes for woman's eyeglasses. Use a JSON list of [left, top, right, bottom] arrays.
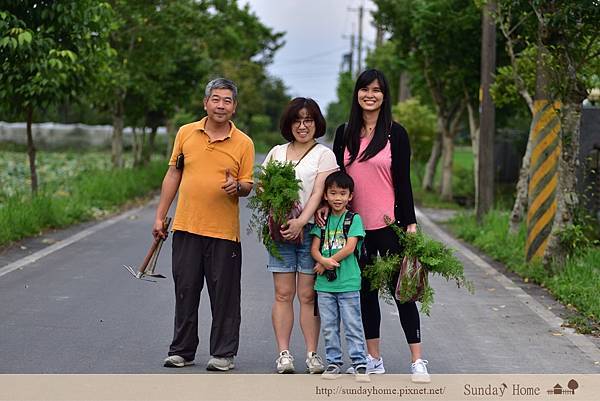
[[292, 118, 314, 128]]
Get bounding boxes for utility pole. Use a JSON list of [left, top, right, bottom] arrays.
[[357, 5, 364, 74], [398, 72, 411, 102], [375, 24, 383, 47], [342, 32, 355, 76], [350, 33, 355, 76], [476, 0, 496, 221], [348, 5, 364, 76]]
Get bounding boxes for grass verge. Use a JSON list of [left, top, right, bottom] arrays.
[[411, 147, 474, 209], [0, 159, 167, 247], [447, 210, 600, 334]]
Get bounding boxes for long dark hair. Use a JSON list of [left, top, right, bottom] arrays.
[[344, 69, 392, 165]]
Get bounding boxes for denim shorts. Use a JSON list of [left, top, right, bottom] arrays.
[[267, 224, 315, 275]]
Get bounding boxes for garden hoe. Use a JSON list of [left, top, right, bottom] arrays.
[[123, 216, 171, 283]]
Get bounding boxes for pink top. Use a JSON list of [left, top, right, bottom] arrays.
[[344, 137, 395, 230]]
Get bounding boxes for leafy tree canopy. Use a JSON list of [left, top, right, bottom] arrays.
[[0, 1, 114, 117]]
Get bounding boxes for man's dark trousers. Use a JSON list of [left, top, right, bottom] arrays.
[[168, 231, 242, 361]]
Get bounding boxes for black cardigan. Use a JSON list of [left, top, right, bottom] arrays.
[[332, 122, 417, 228]]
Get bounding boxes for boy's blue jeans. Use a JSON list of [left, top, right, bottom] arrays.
[[317, 290, 368, 368]]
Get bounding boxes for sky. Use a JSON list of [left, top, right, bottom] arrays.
[[243, 0, 377, 110]]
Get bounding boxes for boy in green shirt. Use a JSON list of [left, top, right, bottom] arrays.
[[310, 171, 369, 382]]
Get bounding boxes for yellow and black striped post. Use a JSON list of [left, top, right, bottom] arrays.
[[526, 100, 561, 261]]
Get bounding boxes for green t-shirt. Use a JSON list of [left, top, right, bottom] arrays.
[[310, 211, 365, 292]]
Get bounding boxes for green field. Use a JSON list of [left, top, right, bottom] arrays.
[[0, 151, 166, 246], [1, 151, 138, 201], [411, 146, 475, 209], [411, 146, 515, 210]]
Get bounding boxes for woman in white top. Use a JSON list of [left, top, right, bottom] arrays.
[[262, 98, 338, 374]]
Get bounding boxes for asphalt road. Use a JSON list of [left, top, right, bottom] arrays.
[[1, 197, 599, 375]]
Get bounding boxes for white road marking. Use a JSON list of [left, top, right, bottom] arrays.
[[0, 206, 143, 279], [415, 207, 600, 364]]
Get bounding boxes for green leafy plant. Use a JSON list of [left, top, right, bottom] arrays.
[[247, 160, 302, 259], [363, 221, 474, 315], [392, 98, 438, 162]]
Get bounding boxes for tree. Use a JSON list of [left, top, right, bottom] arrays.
[[391, 98, 437, 162], [365, 41, 405, 103], [495, 0, 599, 263], [138, 0, 214, 165], [0, 1, 114, 194], [202, 0, 285, 135], [325, 71, 355, 137], [374, 0, 481, 200], [493, 2, 538, 233], [529, 1, 599, 264], [95, 0, 204, 168], [261, 76, 291, 133], [476, 0, 497, 220], [568, 379, 579, 393]]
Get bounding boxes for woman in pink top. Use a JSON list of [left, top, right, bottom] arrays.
[[320, 69, 430, 383]]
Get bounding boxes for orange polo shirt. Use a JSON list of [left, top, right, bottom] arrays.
[[168, 117, 254, 242]]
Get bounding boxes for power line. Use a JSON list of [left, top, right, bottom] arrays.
[[276, 45, 348, 65]]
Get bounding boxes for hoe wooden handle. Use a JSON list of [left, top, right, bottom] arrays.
[[138, 217, 171, 275]]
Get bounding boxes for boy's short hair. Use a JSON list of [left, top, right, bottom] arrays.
[[324, 171, 354, 193]]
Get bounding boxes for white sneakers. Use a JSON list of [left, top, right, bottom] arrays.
[[346, 354, 431, 383], [206, 356, 235, 371], [410, 358, 431, 383], [276, 350, 295, 374], [163, 355, 194, 368], [347, 354, 386, 374], [305, 352, 326, 374], [367, 354, 386, 374], [277, 350, 326, 374]]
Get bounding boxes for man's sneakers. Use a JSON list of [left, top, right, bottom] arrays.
[[206, 356, 235, 371], [163, 355, 194, 368], [276, 350, 295, 374], [410, 359, 431, 383], [305, 352, 325, 374], [354, 364, 371, 382], [321, 364, 341, 379], [164, 355, 234, 371]]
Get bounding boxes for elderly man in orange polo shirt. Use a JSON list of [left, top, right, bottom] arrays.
[[152, 78, 254, 371]]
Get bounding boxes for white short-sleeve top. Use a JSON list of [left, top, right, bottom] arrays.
[[262, 143, 339, 218]]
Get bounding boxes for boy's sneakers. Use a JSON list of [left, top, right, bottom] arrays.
[[354, 365, 371, 382], [305, 352, 325, 374], [367, 354, 385, 374], [321, 364, 341, 379], [410, 359, 431, 383], [206, 356, 235, 371], [163, 355, 194, 368], [346, 355, 385, 374], [276, 350, 295, 374]]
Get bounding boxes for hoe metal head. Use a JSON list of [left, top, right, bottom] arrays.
[[122, 264, 163, 282], [123, 216, 171, 283]]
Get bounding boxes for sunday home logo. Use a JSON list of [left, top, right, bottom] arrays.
[[464, 382, 543, 397], [546, 379, 579, 396]]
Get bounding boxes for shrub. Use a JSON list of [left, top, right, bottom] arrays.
[[392, 98, 437, 162]]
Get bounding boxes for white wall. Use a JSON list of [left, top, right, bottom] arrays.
[[0, 122, 166, 149]]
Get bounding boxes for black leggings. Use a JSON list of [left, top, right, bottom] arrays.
[[360, 225, 421, 344]]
